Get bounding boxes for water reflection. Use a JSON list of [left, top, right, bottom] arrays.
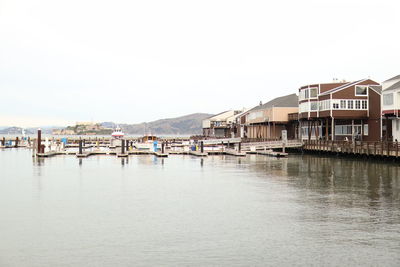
[[248, 154, 400, 205], [1, 149, 399, 266]]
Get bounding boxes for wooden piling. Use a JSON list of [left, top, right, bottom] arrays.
[[121, 139, 125, 154], [37, 129, 42, 153], [79, 140, 83, 155]]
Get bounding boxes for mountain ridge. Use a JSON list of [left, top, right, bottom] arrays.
[[0, 113, 213, 135]]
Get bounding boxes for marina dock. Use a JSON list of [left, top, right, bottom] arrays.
[[302, 140, 400, 159]]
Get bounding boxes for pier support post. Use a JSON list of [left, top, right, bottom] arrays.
[[1, 137, 5, 146], [37, 129, 42, 153], [79, 140, 83, 155], [200, 141, 204, 153], [121, 139, 125, 154], [162, 142, 165, 154], [15, 137, 19, 148], [238, 142, 241, 153]]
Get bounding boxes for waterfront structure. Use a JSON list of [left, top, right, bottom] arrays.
[[245, 94, 298, 140], [202, 110, 244, 138], [381, 75, 400, 141], [298, 79, 382, 141], [228, 108, 251, 138]]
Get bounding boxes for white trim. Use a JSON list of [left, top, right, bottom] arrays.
[[355, 85, 369, 97], [320, 79, 368, 96]]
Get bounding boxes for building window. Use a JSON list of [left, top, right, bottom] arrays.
[[305, 89, 309, 99], [335, 125, 343, 135], [355, 85, 368, 96], [354, 125, 362, 135], [362, 100, 367, 109], [383, 93, 394, 106], [335, 125, 354, 135], [310, 102, 318, 111], [355, 100, 361, 109], [348, 100, 353, 109], [310, 88, 318, 98], [340, 100, 346, 109], [364, 124, 368, 136], [397, 120, 400, 131], [333, 103, 339, 109]]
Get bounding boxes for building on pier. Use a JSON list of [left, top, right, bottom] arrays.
[[245, 93, 299, 140], [298, 79, 382, 141], [382, 75, 400, 141], [202, 109, 245, 138]]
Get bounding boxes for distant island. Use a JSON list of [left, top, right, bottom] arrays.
[[0, 113, 213, 136]]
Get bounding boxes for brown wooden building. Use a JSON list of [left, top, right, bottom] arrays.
[[298, 79, 382, 141]]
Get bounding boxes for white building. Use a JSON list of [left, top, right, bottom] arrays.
[[382, 75, 400, 141], [202, 110, 245, 138]]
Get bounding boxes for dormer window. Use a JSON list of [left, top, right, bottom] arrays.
[[355, 85, 368, 96]]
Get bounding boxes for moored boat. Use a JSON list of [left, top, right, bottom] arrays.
[[134, 135, 158, 150], [111, 127, 124, 139]]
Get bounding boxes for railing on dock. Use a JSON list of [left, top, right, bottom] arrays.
[[303, 140, 400, 158]]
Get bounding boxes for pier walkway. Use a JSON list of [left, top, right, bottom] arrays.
[[303, 140, 400, 158]]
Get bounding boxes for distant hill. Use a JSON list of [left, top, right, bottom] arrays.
[[0, 126, 57, 135], [102, 113, 213, 135], [0, 113, 213, 136]]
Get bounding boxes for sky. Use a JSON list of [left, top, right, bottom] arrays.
[[1, 0, 399, 127]]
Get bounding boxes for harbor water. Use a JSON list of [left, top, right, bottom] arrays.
[[0, 149, 399, 266]]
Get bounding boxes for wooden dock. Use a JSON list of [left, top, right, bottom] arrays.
[[154, 152, 168, 157], [246, 149, 288, 157], [224, 149, 247, 157], [189, 151, 208, 157], [303, 140, 400, 158]]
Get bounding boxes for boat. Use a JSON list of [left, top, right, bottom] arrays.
[[111, 127, 124, 139], [134, 135, 158, 151]]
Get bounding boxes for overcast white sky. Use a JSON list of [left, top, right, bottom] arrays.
[[1, 0, 399, 127]]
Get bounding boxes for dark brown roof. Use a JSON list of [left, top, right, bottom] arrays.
[[319, 79, 367, 96]]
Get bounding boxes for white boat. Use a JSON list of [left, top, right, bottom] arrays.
[[111, 127, 124, 139], [134, 135, 158, 151]]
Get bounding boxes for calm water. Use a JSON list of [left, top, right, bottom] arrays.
[[0, 149, 399, 266]]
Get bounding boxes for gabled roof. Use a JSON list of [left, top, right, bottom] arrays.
[[249, 93, 298, 112], [384, 74, 400, 83], [203, 110, 228, 120], [383, 80, 400, 92], [319, 79, 367, 96], [226, 108, 251, 123], [383, 75, 400, 91], [205, 110, 243, 122], [369, 85, 382, 94]]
